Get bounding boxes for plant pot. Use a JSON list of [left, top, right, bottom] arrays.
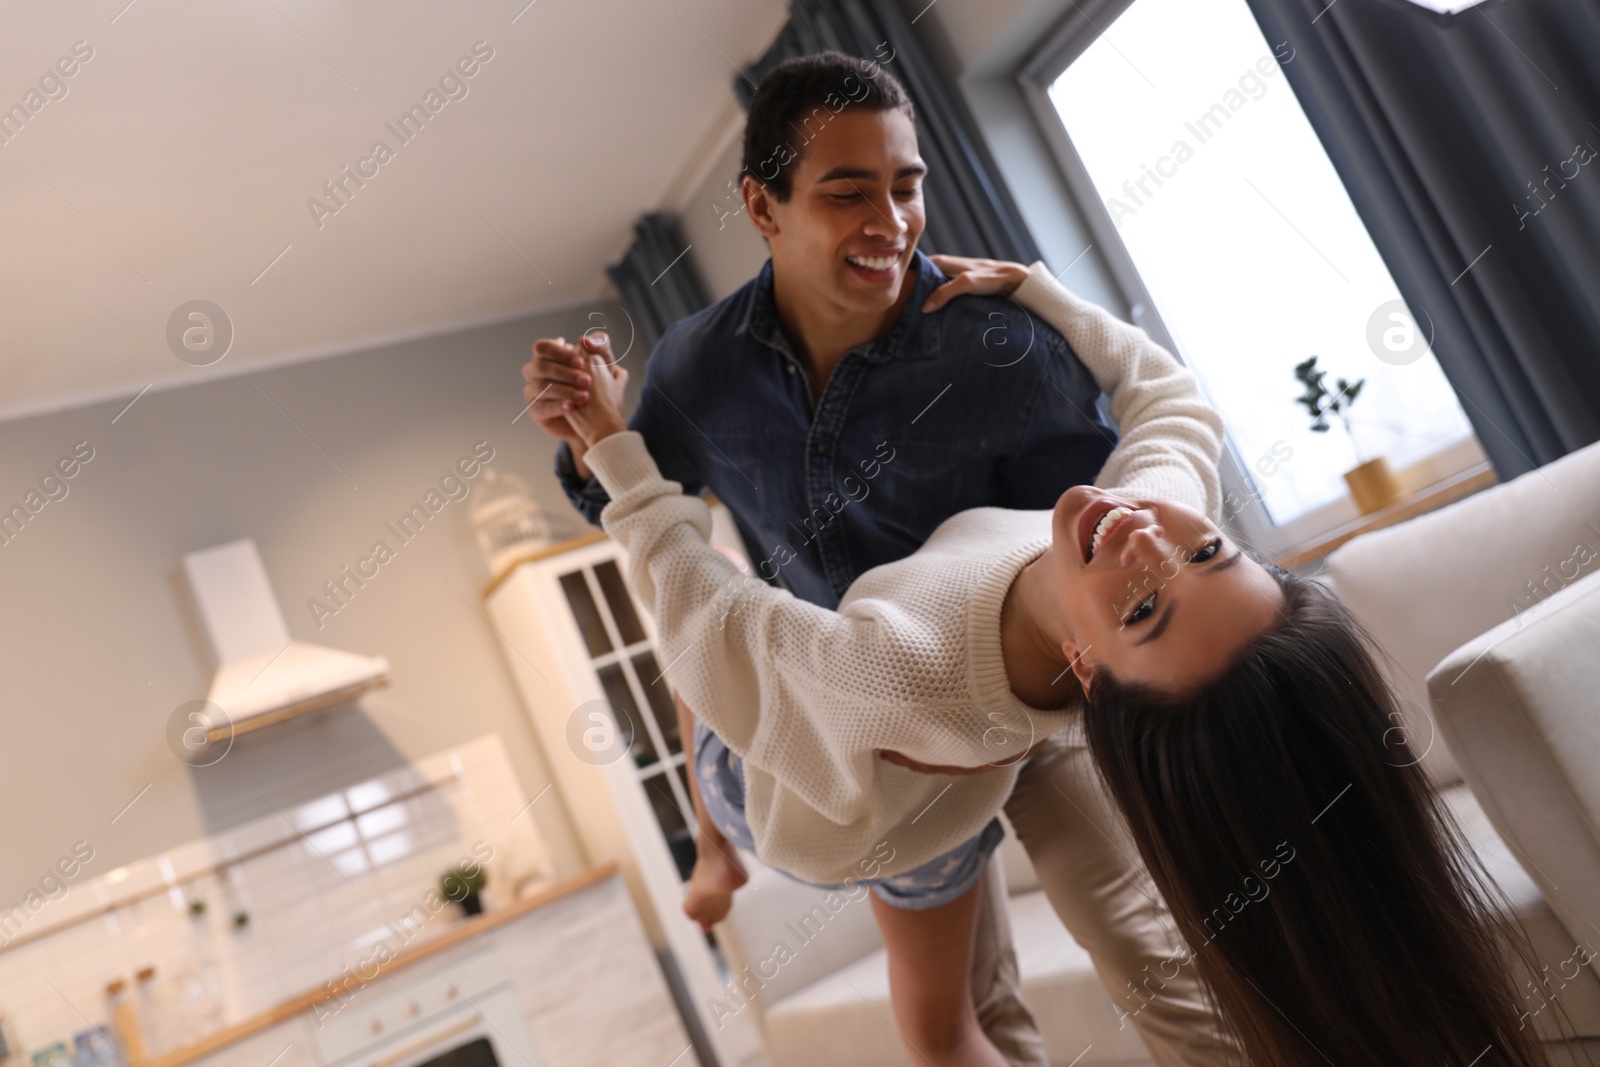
[[458, 890, 483, 917], [1343, 456, 1406, 515]]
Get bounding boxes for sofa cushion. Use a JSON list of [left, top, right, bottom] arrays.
[[1427, 571, 1600, 1032], [761, 888, 1154, 1067], [1324, 438, 1600, 786]]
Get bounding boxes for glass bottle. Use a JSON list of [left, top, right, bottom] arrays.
[[105, 979, 146, 1065], [133, 967, 162, 1059]]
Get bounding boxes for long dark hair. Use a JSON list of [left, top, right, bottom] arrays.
[[1082, 559, 1560, 1067]]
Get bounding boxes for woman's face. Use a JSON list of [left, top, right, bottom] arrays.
[[1048, 485, 1286, 697]]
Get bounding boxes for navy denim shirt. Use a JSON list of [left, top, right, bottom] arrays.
[[556, 250, 1117, 610]]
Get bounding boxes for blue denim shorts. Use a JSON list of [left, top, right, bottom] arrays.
[[692, 719, 1004, 911]]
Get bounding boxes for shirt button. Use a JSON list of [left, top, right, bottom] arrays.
[[813, 442, 826, 455], [786, 364, 796, 374]]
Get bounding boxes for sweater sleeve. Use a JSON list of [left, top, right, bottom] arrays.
[[1011, 263, 1226, 521], [583, 431, 948, 822]]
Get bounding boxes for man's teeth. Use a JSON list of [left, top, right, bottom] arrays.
[[847, 254, 898, 271], [1090, 506, 1133, 558]]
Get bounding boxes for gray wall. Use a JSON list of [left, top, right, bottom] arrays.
[[0, 303, 637, 905], [678, 132, 771, 302]]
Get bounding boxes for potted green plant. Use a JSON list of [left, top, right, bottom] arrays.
[[439, 864, 488, 917], [1293, 356, 1402, 514]]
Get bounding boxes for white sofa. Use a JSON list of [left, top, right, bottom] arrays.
[[1327, 437, 1600, 1061], [712, 439, 1600, 1067]]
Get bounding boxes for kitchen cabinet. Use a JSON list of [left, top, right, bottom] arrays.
[[495, 874, 691, 1066], [172, 872, 691, 1067]]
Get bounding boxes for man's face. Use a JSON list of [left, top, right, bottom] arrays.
[[746, 107, 927, 317]]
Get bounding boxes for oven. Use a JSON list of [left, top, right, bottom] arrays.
[[311, 947, 540, 1067]]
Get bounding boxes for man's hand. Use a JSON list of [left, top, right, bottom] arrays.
[[522, 336, 596, 454], [921, 254, 1031, 313], [877, 737, 1048, 776], [561, 332, 630, 448]]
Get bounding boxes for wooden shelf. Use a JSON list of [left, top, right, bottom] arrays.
[[1274, 462, 1499, 571], [140, 864, 620, 1067]]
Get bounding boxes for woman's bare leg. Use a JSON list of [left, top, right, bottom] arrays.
[[870, 877, 1009, 1067], [676, 691, 748, 930]]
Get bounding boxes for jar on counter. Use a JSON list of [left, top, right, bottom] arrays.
[[28, 1043, 69, 1067], [71, 1027, 115, 1067]]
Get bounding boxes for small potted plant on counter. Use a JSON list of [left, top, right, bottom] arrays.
[[1293, 355, 1404, 515], [439, 863, 488, 917]]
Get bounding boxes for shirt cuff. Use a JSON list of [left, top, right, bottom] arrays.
[[554, 440, 587, 489], [583, 431, 665, 500]]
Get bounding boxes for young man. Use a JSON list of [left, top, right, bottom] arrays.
[[525, 53, 1233, 1067]]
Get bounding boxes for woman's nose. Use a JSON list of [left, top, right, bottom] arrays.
[[1118, 519, 1176, 568]]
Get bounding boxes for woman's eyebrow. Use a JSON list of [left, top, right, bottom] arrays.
[[1134, 598, 1177, 646], [1133, 549, 1243, 647], [1203, 549, 1245, 577]]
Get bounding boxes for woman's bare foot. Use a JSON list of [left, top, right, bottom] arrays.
[[684, 836, 749, 930]]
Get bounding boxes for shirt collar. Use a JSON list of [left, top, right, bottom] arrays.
[[736, 250, 942, 363]]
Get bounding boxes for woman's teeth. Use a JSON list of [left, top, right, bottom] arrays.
[[847, 254, 898, 271], [1090, 506, 1134, 559]]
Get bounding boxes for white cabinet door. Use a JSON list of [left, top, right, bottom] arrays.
[[496, 875, 692, 1067]]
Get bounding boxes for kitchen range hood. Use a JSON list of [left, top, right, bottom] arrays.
[[183, 539, 390, 741]]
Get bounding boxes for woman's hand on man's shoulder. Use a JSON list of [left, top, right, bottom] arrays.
[[921, 254, 1031, 314]]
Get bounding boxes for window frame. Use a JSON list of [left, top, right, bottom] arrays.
[[1015, 0, 1486, 563]]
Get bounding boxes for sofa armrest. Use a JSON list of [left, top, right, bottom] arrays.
[[1325, 437, 1600, 787], [1426, 570, 1600, 971]]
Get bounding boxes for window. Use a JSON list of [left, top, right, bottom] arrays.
[[1022, 0, 1481, 556]]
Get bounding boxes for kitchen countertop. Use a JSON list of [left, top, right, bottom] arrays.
[[142, 864, 620, 1067]]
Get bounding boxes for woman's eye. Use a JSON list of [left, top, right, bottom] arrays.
[[831, 193, 862, 202], [1188, 538, 1223, 564], [1124, 594, 1157, 626]]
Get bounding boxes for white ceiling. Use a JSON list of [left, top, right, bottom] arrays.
[[0, 0, 784, 423]]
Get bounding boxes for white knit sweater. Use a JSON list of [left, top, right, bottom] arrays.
[[584, 262, 1225, 884]]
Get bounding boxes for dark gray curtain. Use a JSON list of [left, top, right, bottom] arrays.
[[734, 0, 1042, 264], [1245, 0, 1600, 478], [605, 212, 709, 352]]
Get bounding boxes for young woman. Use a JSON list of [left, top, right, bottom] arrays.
[[548, 259, 1554, 1067]]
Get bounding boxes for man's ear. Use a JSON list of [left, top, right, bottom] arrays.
[[1061, 638, 1095, 699], [743, 174, 780, 239]]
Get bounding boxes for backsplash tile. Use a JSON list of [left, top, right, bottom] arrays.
[[0, 734, 552, 1064]]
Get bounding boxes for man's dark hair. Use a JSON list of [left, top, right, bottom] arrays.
[[740, 50, 914, 202]]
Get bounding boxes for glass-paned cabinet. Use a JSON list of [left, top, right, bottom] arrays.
[[560, 559, 698, 879], [484, 532, 765, 1067]]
